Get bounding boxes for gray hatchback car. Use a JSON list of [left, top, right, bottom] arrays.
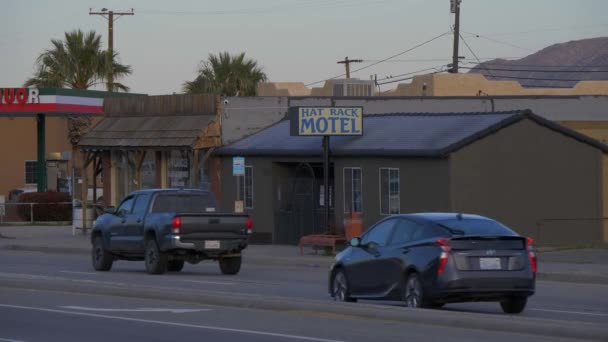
[[329, 213, 536, 314]]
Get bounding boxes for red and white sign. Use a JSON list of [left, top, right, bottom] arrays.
[[0, 88, 39, 105]]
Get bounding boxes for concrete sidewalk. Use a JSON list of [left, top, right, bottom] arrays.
[[1, 225, 607, 284]]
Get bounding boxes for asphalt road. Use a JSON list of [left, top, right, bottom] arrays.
[[0, 250, 607, 341]]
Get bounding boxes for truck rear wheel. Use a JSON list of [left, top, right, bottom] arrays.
[[219, 256, 241, 275], [168, 260, 185, 272], [145, 239, 168, 275]]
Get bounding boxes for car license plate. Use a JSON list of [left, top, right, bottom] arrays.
[[479, 257, 501, 270], [205, 240, 220, 249]]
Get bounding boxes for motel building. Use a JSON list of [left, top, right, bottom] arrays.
[[215, 107, 608, 246]]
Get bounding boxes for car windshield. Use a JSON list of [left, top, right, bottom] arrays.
[[151, 193, 217, 214], [437, 218, 517, 236]]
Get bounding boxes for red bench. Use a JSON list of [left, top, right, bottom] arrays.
[[298, 234, 347, 255]]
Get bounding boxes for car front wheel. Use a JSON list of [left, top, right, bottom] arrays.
[[500, 297, 527, 314], [332, 269, 356, 302]]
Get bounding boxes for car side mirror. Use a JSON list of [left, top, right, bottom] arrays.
[[349, 237, 362, 247], [104, 207, 116, 215]]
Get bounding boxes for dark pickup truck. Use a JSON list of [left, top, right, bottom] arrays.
[[91, 189, 251, 275]]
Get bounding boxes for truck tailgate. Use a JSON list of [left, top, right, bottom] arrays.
[[179, 214, 248, 241]]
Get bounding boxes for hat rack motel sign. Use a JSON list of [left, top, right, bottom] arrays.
[[289, 107, 363, 136]]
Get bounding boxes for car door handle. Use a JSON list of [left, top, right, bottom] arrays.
[[136, 219, 142, 223], [121, 219, 126, 224], [401, 248, 410, 254]]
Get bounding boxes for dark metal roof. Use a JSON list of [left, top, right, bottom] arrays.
[[215, 110, 608, 157], [79, 115, 215, 149]]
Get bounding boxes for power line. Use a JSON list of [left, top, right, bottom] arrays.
[[376, 70, 446, 86], [461, 66, 608, 73], [305, 31, 451, 86], [380, 66, 447, 80], [462, 31, 535, 52], [363, 57, 523, 63], [459, 33, 496, 78]]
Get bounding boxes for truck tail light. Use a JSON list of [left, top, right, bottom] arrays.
[[171, 216, 182, 234], [436, 238, 451, 275], [526, 237, 537, 273], [246, 216, 253, 234]]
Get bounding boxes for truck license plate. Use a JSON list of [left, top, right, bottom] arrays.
[[205, 240, 220, 249], [479, 257, 501, 270]]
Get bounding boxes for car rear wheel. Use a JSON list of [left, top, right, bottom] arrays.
[[168, 260, 185, 272], [332, 269, 356, 302], [404, 273, 430, 308], [145, 239, 168, 275], [92, 236, 113, 271], [219, 256, 241, 275], [500, 296, 527, 314]]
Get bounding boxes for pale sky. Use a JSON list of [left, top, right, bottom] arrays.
[[1, 0, 607, 95]]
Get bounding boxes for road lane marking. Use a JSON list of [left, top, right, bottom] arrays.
[[180, 279, 236, 286], [530, 308, 608, 317], [0, 304, 344, 342], [60, 306, 210, 313], [0, 338, 28, 342], [60, 271, 97, 275]]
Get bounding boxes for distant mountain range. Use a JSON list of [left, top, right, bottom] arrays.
[[467, 37, 608, 88]]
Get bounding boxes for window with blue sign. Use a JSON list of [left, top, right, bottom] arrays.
[[344, 167, 362, 214], [238, 166, 253, 209], [380, 168, 400, 215]]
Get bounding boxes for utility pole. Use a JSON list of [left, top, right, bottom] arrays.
[[337, 57, 363, 79], [450, 0, 461, 73], [89, 8, 134, 91]]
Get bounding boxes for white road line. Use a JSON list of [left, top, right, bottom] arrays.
[[60, 306, 210, 313], [0, 338, 28, 342], [0, 304, 344, 342], [60, 271, 97, 275], [180, 279, 236, 286], [530, 308, 608, 317]]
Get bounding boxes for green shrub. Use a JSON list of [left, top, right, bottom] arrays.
[[17, 192, 72, 221]]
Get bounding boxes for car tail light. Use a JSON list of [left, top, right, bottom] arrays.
[[246, 216, 253, 234], [171, 216, 182, 234], [436, 238, 451, 275], [526, 237, 537, 273]]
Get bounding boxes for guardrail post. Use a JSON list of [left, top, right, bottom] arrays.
[[30, 203, 34, 224]]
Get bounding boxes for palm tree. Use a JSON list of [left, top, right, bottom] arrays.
[[183, 52, 267, 96], [25, 29, 132, 91]]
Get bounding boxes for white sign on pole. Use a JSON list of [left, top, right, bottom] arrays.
[[233, 156, 245, 176], [0, 195, 5, 217]]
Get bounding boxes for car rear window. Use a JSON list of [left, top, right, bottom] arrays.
[[437, 218, 517, 236], [151, 193, 217, 214]]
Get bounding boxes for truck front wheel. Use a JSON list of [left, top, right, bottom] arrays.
[[145, 239, 168, 275], [92, 236, 113, 271], [219, 256, 241, 275]]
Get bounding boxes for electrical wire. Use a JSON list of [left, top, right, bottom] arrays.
[[462, 31, 535, 52], [464, 61, 608, 68], [380, 66, 447, 80], [471, 75, 591, 82], [305, 31, 451, 87], [459, 33, 496, 78], [376, 70, 446, 86]]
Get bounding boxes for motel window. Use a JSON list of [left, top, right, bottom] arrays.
[[25, 161, 37, 184], [344, 167, 362, 214], [238, 166, 254, 209], [380, 168, 400, 215]]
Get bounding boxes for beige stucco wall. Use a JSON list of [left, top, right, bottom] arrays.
[[0, 117, 72, 197], [260, 74, 608, 97]]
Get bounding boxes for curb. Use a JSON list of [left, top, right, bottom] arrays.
[[2, 244, 607, 284], [0, 277, 606, 341]]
